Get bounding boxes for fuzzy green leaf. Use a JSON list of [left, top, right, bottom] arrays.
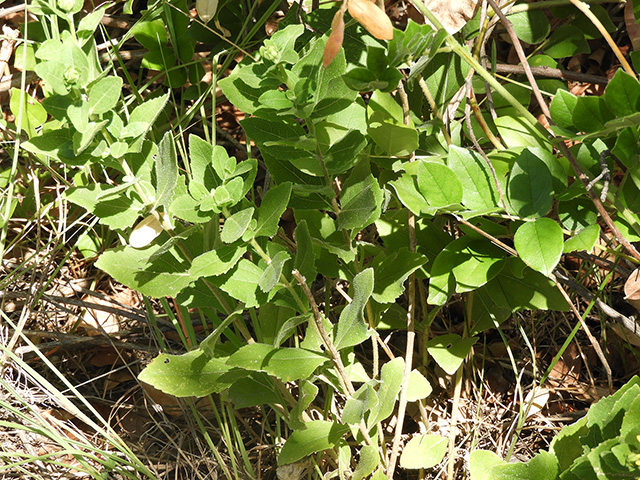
[[221, 208, 254, 244], [400, 435, 448, 469], [278, 420, 350, 466], [255, 182, 292, 238], [334, 268, 374, 350]]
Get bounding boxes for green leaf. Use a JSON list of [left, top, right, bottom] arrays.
[[563, 224, 600, 253], [372, 248, 427, 304], [469, 450, 505, 480], [9, 88, 47, 137], [484, 258, 569, 312], [64, 184, 143, 229], [544, 25, 590, 57], [337, 161, 383, 231], [342, 383, 378, 425], [406, 369, 432, 402], [399, 435, 447, 469], [218, 259, 268, 307], [572, 96, 615, 133], [495, 116, 550, 151], [514, 218, 563, 277], [221, 208, 254, 243], [155, 132, 179, 209], [88, 76, 123, 115], [278, 420, 350, 466], [294, 220, 316, 284], [255, 182, 292, 238], [122, 93, 169, 141], [138, 349, 243, 397], [447, 146, 499, 212], [510, 10, 550, 44], [427, 334, 477, 375], [389, 173, 430, 215], [227, 343, 328, 382], [416, 161, 463, 209], [131, 18, 168, 50], [189, 244, 247, 278], [368, 357, 404, 427], [367, 111, 419, 156], [352, 446, 380, 480], [507, 149, 554, 218], [334, 268, 374, 350], [451, 240, 506, 293], [259, 250, 290, 292], [550, 89, 578, 130], [228, 372, 280, 408], [96, 245, 194, 298], [604, 69, 640, 118]]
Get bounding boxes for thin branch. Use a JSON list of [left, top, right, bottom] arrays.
[[494, 63, 609, 85], [387, 82, 417, 478]]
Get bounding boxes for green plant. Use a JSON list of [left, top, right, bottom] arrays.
[[469, 375, 640, 480], [10, 0, 640, 477]]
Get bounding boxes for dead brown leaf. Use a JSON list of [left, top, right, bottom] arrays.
[[348, 0, 394, 40], [423, 0, 480, 34]]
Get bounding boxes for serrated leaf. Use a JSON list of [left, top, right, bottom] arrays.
[[138, 349, 242, 397], [227, 343, 328, 382], [372, 248, 427, 303], [400, 435, 447, 469], [514, 218, 563, 276], [334, 268, 374, 350], [427, 334, 477, 375], [278, 420, 350, 466], [255, 182, 292, 238], [221, 208, 254, 243]]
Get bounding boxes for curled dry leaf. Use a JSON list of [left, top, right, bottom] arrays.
[[624, 268, 640, 312], [323, 8, 346, 67], [523, 386, 550, 419], [348, 0, 394, 41], [129, 214, 163, 248], [423, 0, 480, 34], [196, 0, 219, 24]]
